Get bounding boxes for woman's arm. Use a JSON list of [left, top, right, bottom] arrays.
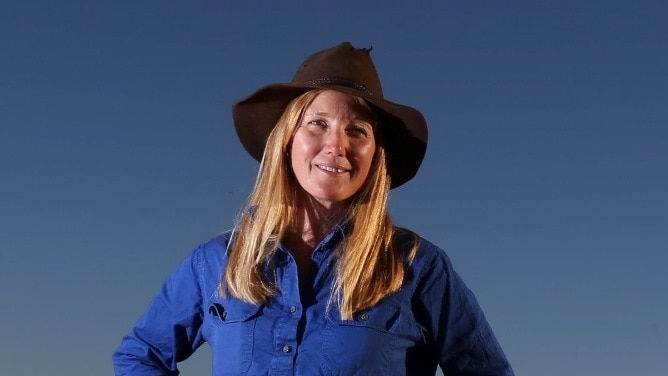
[[414, 244, 514, 376], [112, 246, 207, 376]]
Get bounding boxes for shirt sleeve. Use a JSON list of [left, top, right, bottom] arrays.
[[414, 245, 514, 376], [112, 246, 207, 376]]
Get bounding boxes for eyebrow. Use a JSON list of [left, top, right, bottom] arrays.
[[304, 111, 373, 120]]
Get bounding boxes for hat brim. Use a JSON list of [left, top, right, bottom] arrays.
[[232, 83, 428, 189]]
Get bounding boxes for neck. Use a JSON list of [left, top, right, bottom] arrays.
[[283, 193, 349, 277], [295, 194, 349, 245], [285, 195, 348, 257]]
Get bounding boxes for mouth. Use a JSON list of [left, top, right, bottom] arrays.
[[316, 164, 349, 174]]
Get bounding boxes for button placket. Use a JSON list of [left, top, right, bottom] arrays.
[[274, 257, 300, 361]]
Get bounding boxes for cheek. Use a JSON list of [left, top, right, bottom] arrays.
[[290, 133, 318, 160], [289, 140, 315, 177], [358, 144, 377, 170], [349, 149, 376, 184]]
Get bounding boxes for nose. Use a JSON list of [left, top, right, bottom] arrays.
[[325, 127, 348, 156]]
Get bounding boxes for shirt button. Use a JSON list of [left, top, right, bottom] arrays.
[[282, 345, 292, 353], [360, 313, 369, 321], [289, 306, 297, 313]]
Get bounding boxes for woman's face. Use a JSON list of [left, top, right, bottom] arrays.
[[290, 90, 376, 210]]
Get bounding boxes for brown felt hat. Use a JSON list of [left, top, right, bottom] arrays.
[[232, 42, 428, 188]]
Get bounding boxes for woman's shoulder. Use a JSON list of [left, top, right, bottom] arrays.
[[187, 230, 235, 266], [199, 229, 234, 250], [393, 226, 449, 259], [393, 226, 455, 276]]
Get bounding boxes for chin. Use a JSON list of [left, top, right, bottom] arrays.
[[313, 194, 354, 208]]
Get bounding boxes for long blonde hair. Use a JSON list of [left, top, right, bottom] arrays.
[[221, 89, 418, 319]]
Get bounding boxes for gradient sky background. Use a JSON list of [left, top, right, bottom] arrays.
[[1, 1, 667, 375]]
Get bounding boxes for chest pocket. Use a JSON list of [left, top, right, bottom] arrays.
[[321, 302, 411, 375], [206, 298, 263, 376], [328, 303, 402, 332]]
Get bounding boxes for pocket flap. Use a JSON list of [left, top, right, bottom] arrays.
[[208, 298, 262, 323], [327, 302, 402, 333]]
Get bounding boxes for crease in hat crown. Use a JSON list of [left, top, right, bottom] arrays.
[[291, 42, 384, 99], [232, 41, 428, 189]]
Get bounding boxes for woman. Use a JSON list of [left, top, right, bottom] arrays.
[[113, 42, 514, 376]]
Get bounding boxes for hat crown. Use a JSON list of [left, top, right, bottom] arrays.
[[291, 42, 384, 100]]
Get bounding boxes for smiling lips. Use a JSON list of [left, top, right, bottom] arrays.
[[316, 164, 349, 174]]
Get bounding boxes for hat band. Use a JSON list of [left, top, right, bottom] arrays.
[[303, 77, 373, 96]]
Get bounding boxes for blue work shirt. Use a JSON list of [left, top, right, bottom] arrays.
[[113, 227, 514, 375]]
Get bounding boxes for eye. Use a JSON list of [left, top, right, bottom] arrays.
[[307, 119, 327, 127], [347, 124, 372, 138]]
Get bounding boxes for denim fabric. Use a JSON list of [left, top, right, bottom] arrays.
[[113, 228, 514, 375]]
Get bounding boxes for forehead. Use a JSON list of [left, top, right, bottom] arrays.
[[304, 90, 374, 118]]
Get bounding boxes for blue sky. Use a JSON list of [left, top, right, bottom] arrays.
[[1, 1, 666, 375]]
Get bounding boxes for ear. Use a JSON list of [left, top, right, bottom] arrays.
[[284, 148, 293, 173]]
